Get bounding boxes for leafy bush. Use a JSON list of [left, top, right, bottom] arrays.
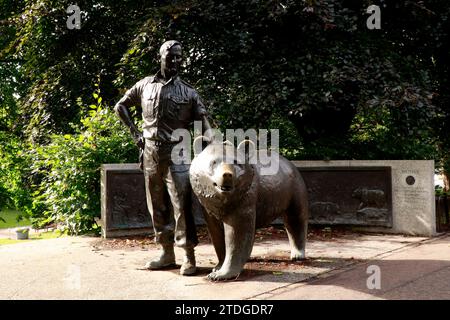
[[29, 89, 137, 234], [435, 186, 449, 197], [0, 132, 32, 214]]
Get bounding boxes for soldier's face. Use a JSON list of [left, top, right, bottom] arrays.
[[161, 45, 182, 78]]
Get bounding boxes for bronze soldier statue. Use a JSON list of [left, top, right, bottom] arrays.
[[114, 40, 213, 275]]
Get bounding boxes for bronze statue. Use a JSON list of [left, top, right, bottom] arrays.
[[189, 140, 309, 281], [114, 40, 212, 276]]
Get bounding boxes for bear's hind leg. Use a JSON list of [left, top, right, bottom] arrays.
[[284, 193, 308, 261]]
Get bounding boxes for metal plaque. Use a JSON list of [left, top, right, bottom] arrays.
[[297, 166, 393, 227], [101, 165, 153, 237]]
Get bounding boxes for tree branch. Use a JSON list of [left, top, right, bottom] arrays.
[[0, 19, 12, 26]]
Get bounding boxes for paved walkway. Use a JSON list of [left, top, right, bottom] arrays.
[[0, 231, 448, 299]]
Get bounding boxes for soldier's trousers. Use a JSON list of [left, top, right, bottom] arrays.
[[143, 141, 198, 249]]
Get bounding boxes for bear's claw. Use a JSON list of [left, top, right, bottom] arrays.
[[212, 262, 223, 273], [207, 270, 240, 281], [290, 249, 306, 261]]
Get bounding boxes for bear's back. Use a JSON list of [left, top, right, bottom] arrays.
[[254, 152, 302, 227]]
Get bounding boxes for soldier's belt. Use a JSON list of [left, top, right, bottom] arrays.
[[146, 139, 178, 151]]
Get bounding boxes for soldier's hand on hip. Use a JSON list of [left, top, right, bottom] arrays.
[[131, 129, 144, 149]]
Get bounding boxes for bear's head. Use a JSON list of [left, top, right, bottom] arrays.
[[190, 139, 256, 206], [352, 187, 362, 198]]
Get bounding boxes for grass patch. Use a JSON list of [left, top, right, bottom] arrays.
[[0, 230, 65, 246], [0, 209, 30, 229], [31, 230, 65, 240], [0, 238, 23, 245]]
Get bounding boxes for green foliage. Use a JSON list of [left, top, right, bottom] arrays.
[[0, 132, 32, 213], [0, 61, 22, 132], [112, 0, 445, 162], [1, 0, 447, 158], [28, 88, 137, 234], [267, 114, 303, 160], [435, 186, 450, 197], [1, 0, 150, 142], [0, 209, 30, 228]]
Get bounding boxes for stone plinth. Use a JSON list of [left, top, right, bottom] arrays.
[[298, 166, 392, 227], [101, 161, 436, 237], [293, 160, 436, 236], [100, 164, 205, 238], [101, 164, 153, 238]]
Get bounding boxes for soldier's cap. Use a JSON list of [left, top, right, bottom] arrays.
[[159, 40, 182, 57]]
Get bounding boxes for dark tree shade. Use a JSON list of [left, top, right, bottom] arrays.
[[0, 0, 448, 160]]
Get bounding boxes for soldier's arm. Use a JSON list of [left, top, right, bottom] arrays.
[[201, 114, 215, 140], [193, 91, 216, 142], [114, 83, 144, 148]]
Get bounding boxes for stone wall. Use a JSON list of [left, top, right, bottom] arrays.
[[293, 160, 436, 236], [101, 160, 436, 237]]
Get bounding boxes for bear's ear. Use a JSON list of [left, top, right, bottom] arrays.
[[237, 139, 256, 164]]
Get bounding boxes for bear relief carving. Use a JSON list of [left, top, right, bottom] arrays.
[[110, 177, 151, 228], [352, 187, 388, 221], [310, 202, 341, 222], [190, 139, 309, 281]]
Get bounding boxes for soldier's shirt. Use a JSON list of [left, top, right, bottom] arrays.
[[117, 72, 207, 143]]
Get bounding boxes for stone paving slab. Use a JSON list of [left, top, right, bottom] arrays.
[[256, 235, 450, 300], [1, 231, 442, 300]]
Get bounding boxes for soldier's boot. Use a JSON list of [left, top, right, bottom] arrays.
[[180, 247, 196, 276], [144, 245, 176, 270]]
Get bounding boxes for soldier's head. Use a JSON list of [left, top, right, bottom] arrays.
[[159, 40, 182, 79]]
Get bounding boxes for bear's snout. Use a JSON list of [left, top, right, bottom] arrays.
[[222, 171, 232, 179], [213, 163, 235, 192]]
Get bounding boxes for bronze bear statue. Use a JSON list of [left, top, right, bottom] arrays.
[[189, 140, 309, 281]]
